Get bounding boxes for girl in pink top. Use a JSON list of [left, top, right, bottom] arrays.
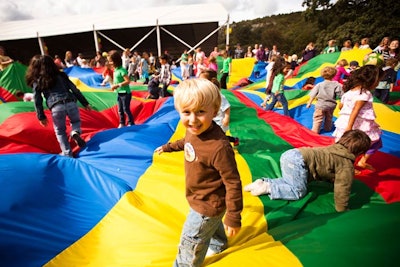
[[333, 65, 383, 172], [333, 59, 350, 83]]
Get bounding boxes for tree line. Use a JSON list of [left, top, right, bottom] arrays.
[[220, 0, 400, 57]]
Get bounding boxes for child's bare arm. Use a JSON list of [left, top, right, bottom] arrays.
[[222, 107, 231, 127]]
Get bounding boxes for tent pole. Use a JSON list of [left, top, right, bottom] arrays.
[[93, 25, 99, 53], [129, 27, 156, 52], [37, 32, 44, 55], [97, 31, 125, 51], [156, 19, 161, 57], [226, 14, 230, 46]]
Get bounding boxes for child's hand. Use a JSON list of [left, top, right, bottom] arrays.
[[224, 224, 240, 237], [39, 118, 48, 127], [306, 103, 311, 108], [85, 104, 93, 111], [154, 146, 164, 155]]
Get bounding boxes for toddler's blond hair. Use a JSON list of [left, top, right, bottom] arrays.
[[173, 78, 221, 113], [320, 66, 337, 80]]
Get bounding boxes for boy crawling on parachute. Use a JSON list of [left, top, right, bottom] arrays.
[[244, 129, 371, 212]]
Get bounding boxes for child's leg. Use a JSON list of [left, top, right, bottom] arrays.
[[208, 220, 228, 255], [51, 103, 72, 157], [122, 93, 134, 125], [117, 94, 126, 126], [266, 149, 308, 200], [382, 89, 390, 104], [357, 154, 375, 171], [67, 102, 86, 148], [174, 208, 225, 267], [277, 93, 290, 117], [323, 109, 334, 132], [357, 138, 382, 171], [312, 108, 323, 133], [265, 93, 278, 111]]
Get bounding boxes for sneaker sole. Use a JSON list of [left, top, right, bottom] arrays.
[[72, 133, 86, 148]]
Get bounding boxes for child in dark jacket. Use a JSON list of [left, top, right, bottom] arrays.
[[146, 71, 160, 99], [26, 55, 92, 157], [244, 129, 371, 212]]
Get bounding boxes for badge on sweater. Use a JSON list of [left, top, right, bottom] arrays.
[[184, 143, 196, 162]]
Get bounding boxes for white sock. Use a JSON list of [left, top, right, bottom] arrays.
[[250, 180, 271, 196]]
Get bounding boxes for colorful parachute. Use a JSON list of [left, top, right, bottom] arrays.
[[0, 49, 400, 267]]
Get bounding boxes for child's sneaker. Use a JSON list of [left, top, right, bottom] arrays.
[[244, 179, 265, 192], [233, 137, 240, 147], [71, 131, 86, 148], [250, 180, 271, 196], [206, 248, 218, 257], [118, 123, 125, 128]]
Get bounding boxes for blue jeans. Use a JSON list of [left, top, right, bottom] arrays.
[[263, 149, 308, 200], [265, 92, 290, 116], [50, 101, 82, 157], [117, 93, 134, 125], [173, 208, 227, 267]]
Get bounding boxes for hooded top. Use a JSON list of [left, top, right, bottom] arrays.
[[299, 144, 355, 212]]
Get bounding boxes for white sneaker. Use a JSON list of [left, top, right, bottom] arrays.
[[250, 180, 271, 196], [244, 179, 265, 192], [206, 248, 218, 257]]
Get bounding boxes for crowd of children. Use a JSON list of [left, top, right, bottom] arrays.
[[2, 34, 397, 265]]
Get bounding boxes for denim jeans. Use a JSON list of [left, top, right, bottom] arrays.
[[173, 208, 227, 267], [263, 149, 308, 200], [117, 93, 134, 125], [265, 92, 290, 116], [50, 101, 82, 157]]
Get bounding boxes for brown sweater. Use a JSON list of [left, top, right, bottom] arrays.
[[162, 122, 243, 228]]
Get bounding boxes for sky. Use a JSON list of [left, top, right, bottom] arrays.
[[0, 0, 306, 23]]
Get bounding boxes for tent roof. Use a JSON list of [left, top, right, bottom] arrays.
[[0, 3, 229, 41]]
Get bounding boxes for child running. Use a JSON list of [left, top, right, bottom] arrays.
[[264, 58, 291, 116], [332, 65, 383, 172], [306, 66, 343, 133], [154, 78, 243, 266], [244, 129, 371, 212], [108, 50, 135, 128], [26, 55, 92, 157]]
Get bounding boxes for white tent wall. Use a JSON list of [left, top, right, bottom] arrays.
[[0, 3, 229, 64]]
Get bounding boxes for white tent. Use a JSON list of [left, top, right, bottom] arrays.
[[0, 3, 230, 62]]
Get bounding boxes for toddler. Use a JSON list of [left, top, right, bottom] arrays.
[[244, 130, 371, 212], [155, 78, 242, 266]]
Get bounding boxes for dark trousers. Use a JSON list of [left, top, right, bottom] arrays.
[[373, 89, 390, 103], [117, 93, 134, 125], [220, 73, 229, 89]]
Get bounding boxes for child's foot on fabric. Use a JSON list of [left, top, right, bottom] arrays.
[[354, 169, 361, 175], [206, 248, 218, 257], [71, 131, 86, 148], [357, 162, 376, 171], [250, 180, 271, 196], [118, 124, 125, 128], [244, 179, 265, 192]]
